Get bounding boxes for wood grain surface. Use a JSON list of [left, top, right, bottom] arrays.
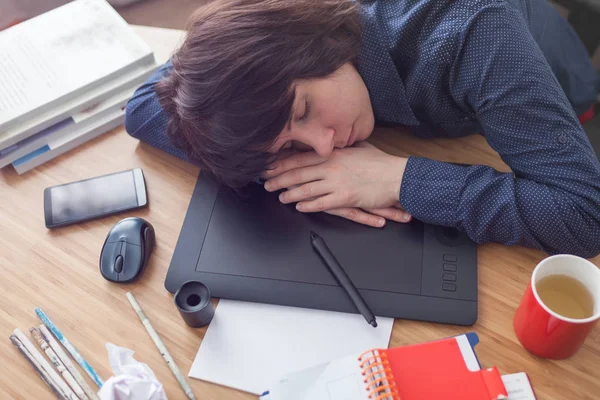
[[1, 122, 599, 400], [1, 6, 599, 397]]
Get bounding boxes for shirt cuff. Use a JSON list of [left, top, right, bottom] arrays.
[[399, 156, 469, 227]]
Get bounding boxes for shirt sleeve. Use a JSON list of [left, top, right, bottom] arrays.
[[399, 1, 600, 258], [124, 60, 190, 161]]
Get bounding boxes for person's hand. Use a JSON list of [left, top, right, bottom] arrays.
[[262, 142, 411, 225], [323, 203, 411, 228], [271, 184, 410, 228]]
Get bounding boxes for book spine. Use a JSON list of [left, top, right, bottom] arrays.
[[358, 350, 399, 400], [481, 367, 509, 399], [13, 113, 124, 174]]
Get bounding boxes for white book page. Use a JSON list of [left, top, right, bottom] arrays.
[[0, 86, 132, 168], [502, 373, 536, 400], [0, 59, 156, 148], [70, 86, 133, 124], [51, 104, 124, 148], [269, 355, 367, 400], [0, 0, 152, 126]]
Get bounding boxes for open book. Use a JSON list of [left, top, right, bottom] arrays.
[[0, 0, 154, 145], [261, 333, 511, 400]]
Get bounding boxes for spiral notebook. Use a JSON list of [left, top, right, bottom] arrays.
[[261, 333, 509, 400]]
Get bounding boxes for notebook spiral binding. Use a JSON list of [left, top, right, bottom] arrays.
[[358, 350, 400, 400]]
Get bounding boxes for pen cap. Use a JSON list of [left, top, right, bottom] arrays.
[[174, 280, 215, 328]]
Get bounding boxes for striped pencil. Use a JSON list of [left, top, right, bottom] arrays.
[[126, 292, 196, 400], [35, 308, 104, 388], [39, 325, 99, 400], [13, 328, 77, 400], [30, 327, 88, 400], [10, 334, 65, 400]]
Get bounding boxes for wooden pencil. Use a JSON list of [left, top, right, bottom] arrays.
[[10, 334, 65, 400], [35, 308, 104, 388], [30, 327, 88, 400], [13, 328, 77, 400], [39, 325, 99, 400], [126, 292, 196, 400]]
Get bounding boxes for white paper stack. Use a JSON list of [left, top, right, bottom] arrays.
[[0, 0, 160, 173]]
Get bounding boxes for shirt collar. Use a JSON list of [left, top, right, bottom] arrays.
[[357, 5, 419, 126]]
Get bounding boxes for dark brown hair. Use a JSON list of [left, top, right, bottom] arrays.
[[156, 0, 362, 187]]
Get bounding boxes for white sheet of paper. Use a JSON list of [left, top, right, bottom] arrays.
[[188, 300, 394, 395]]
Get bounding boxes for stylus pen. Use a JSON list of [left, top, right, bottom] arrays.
[[310, 231, 378, 328]]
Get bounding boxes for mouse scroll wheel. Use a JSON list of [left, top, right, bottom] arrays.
[[114, 255, 124, 273]]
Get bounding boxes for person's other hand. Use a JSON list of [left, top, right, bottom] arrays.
[[262, 142, 412, 227], [268, 183, 411, 228], [263, 141, 409, 211], [323, 203, 411, 228]]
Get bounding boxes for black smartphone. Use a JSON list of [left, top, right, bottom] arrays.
[[44, 168, 148, 228]]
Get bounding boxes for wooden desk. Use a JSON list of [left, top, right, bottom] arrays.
[[1, 123, 599, 399], [1, 25, 599, 400]]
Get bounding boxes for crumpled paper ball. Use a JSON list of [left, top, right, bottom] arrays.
[[98, 343, 168, 400]]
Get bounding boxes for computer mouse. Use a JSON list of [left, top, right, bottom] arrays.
[[99, 217, 155, 283]]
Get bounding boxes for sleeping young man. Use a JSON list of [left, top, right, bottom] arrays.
[[125, 0, 600, 258]]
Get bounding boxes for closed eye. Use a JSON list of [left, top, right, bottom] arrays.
[[298, 100, 311, 122]]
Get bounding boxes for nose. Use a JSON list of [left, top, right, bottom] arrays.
[[300, 128, 335, 158]]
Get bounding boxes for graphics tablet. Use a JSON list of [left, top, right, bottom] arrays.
[[166, 173, 479, 325]]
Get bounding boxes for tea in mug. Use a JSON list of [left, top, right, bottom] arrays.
[[536, 274, 594, 319]]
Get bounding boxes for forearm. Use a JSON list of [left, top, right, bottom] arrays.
[[400, 156, 600, 258], [125, 61, 190, 161], [429, 1, 600, 257]]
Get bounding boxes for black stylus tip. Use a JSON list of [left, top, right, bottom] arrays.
[[310, 231, 317, 240], [370, 320, 378, 328]]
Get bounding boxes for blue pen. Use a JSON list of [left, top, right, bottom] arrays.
[[35, 307, 104, 388]]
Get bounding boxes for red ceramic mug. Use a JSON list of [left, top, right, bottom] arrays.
[[513, 254, 600, 359]]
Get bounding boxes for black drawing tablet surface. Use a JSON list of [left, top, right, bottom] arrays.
[[165, 173, 478, 325]]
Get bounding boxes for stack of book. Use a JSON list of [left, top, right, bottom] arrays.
[[0, 0, 159, 174]]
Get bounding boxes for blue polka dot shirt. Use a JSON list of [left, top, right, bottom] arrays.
[[126, 0, 600, 257]]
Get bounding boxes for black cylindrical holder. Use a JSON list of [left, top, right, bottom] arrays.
[[174, 280, 215, 328]]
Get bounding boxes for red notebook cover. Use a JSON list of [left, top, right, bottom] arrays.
[[358, 335, 508, 399]]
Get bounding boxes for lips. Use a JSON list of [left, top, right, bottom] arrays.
[[347, 124, 357, 146], [336, 122, 357, 148]]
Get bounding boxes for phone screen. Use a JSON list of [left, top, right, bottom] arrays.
[[44, 168, 147, 228]]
